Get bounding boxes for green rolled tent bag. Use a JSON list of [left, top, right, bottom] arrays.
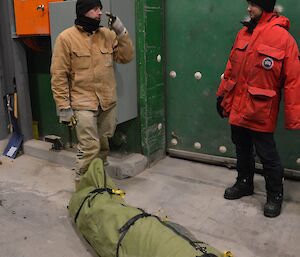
[[69, 158, 228, 257]]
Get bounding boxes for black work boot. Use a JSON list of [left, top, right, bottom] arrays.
[[264, 193, 283, 218], [224, 178, 254, 200]]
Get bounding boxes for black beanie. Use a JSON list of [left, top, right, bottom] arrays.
[[76, 0, 102, 17], [248, 0, 276, 12]]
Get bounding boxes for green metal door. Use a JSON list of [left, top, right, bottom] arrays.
[[165, 0, 300, 172]]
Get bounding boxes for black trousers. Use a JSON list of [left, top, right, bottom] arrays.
[[231, 125, 284, 197]]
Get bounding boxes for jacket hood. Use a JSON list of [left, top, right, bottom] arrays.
[[272, 15, 290, 31], [262, 5, 290, 31], [242, 4, 290, 31]]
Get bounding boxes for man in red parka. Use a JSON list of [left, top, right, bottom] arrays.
[[216, 0, 300, 217]]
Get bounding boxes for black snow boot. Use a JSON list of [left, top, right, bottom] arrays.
[[264, 193, 283, 218], [224, 178, 254, 200]]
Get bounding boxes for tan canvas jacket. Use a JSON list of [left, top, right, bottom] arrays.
[[50, 25, 134, 111]]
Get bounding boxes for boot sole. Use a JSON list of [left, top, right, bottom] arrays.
[[224, 191, 254, 200], [264, 209, 281, 218]]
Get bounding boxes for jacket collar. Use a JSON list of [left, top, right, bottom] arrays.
[[258, 12, 276, 24]]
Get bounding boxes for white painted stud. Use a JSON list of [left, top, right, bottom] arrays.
[[171, 138, 178, 146], [157, 55, 162, 63], [169, 71, 176, 78], [220, 73, 225, 80], [219, 146, 227, 153], [194, 142, 202, 149], [157, 123, 163, 130], [194, 72, 202, 80], [296, 158, 300, 165]]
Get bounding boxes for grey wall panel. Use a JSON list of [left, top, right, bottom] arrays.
[[49, 0, 76, 50], [111, 0, 137, 124], [0, 0, 13, 139], [49, 0, 137, 124], [0, 0, 33, 140]]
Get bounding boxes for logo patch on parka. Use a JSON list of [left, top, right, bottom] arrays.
[[262, 57, 274, 70]]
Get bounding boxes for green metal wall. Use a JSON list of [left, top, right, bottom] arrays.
[[272, 1, 300, 171], [165, 0, 300, 171], [136, 0, 165, 162]]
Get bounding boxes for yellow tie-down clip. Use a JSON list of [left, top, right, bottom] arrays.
[[223, 251, 233, 257], [112, 189, 126, 198]]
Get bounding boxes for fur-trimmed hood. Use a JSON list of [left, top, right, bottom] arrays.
[[242, 5, 284, 22], [242, 5, 290, 31]]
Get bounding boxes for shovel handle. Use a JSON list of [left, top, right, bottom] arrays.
[[13, 92, 18, 118]]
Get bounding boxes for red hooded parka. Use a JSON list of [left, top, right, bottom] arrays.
[[217, 12, 300, 132]]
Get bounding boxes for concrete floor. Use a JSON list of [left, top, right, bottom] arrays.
[[0, 154, 300, 257]]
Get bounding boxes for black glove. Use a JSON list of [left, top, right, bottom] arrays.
[[216, 96, 224, 118]]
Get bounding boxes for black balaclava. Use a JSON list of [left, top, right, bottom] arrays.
[[241, 18, 258, 33], [75, 0, 103, 33], [247, 0, 276, 13]]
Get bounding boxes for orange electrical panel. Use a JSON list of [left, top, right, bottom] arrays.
[[14, 0, 63, 36]]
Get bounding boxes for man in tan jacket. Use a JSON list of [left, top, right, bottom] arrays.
[[50, 0, 134, 182]]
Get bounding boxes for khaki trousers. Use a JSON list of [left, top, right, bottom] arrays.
[[74, 106, 116, 175]]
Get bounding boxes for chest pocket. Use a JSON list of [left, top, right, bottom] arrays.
[[100, 47, 113, 67], [230, 40, 248, 63], [72, 50, 91, 70], [255, 44, 284, 76]]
